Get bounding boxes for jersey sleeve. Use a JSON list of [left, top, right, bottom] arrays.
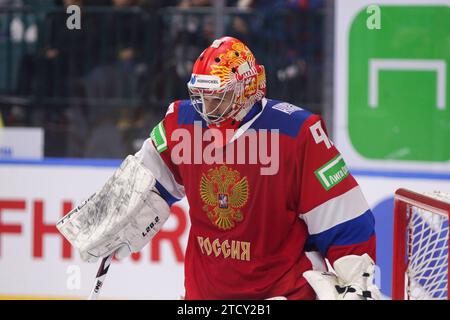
[[135, 101, 185, 206], [296, 114, 376, 265]]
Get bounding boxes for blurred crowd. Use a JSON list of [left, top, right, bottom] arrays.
[[0, 0, 325, 158]]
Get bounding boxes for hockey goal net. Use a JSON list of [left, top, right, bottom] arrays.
[[392, 188, 450, 300]]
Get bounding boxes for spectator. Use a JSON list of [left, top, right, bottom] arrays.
[[33, 0, 101, 98], [83, 0, 151, 103], [14, 0, 94, 156], [82, 0, 152, 158], [156, 0, 213, 100]]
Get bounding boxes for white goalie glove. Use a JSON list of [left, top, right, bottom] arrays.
[[303, 254, 381, 300], [56, 155, 171, 262]]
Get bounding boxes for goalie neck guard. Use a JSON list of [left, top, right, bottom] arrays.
[[187, 36, 266, 126]]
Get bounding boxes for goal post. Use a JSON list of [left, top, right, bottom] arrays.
[[392, 188, 450, 300]]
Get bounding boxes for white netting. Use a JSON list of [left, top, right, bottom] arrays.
[[406, 191, 450, 300]]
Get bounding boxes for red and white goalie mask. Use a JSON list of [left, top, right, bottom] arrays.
[[187, 36, 266, 125]]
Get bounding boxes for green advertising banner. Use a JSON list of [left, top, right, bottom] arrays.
[[349, 6, 449, 161], [335, 0, 450, 172]]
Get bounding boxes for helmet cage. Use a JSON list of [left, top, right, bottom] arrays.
[[188, 85, 240, 124]]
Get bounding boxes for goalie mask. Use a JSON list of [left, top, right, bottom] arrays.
[[187, 36, 266, 125]]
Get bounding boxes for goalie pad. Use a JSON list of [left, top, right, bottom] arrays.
[[56, 155, 171, 262], [303, 254, 381, 300]]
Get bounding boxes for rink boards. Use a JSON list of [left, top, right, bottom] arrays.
[[0, 159, 449, 299]]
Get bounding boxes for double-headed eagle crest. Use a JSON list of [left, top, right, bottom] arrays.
[[200, 165, 249, 230]]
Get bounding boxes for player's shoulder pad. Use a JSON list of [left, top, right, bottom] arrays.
[[154, 100, 205, 152], [254, 99, 315, 138], [165, 99, 205, 126]]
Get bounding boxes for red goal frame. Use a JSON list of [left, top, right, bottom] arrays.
[[392, 188, 450, 300]]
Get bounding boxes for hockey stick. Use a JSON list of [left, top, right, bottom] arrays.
[[88, 253, 114, 300]]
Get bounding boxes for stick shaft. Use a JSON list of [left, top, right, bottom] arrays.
[[88, 254, 114, 300]]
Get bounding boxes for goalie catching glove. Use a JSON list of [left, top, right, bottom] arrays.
[[303, 254, 381, 300], [56, 155, 171, 262]]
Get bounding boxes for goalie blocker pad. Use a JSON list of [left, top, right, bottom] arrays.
[[56, 155, 171, 262]]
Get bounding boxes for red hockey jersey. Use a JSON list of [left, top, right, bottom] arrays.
[[135, 98, 375, 299]]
